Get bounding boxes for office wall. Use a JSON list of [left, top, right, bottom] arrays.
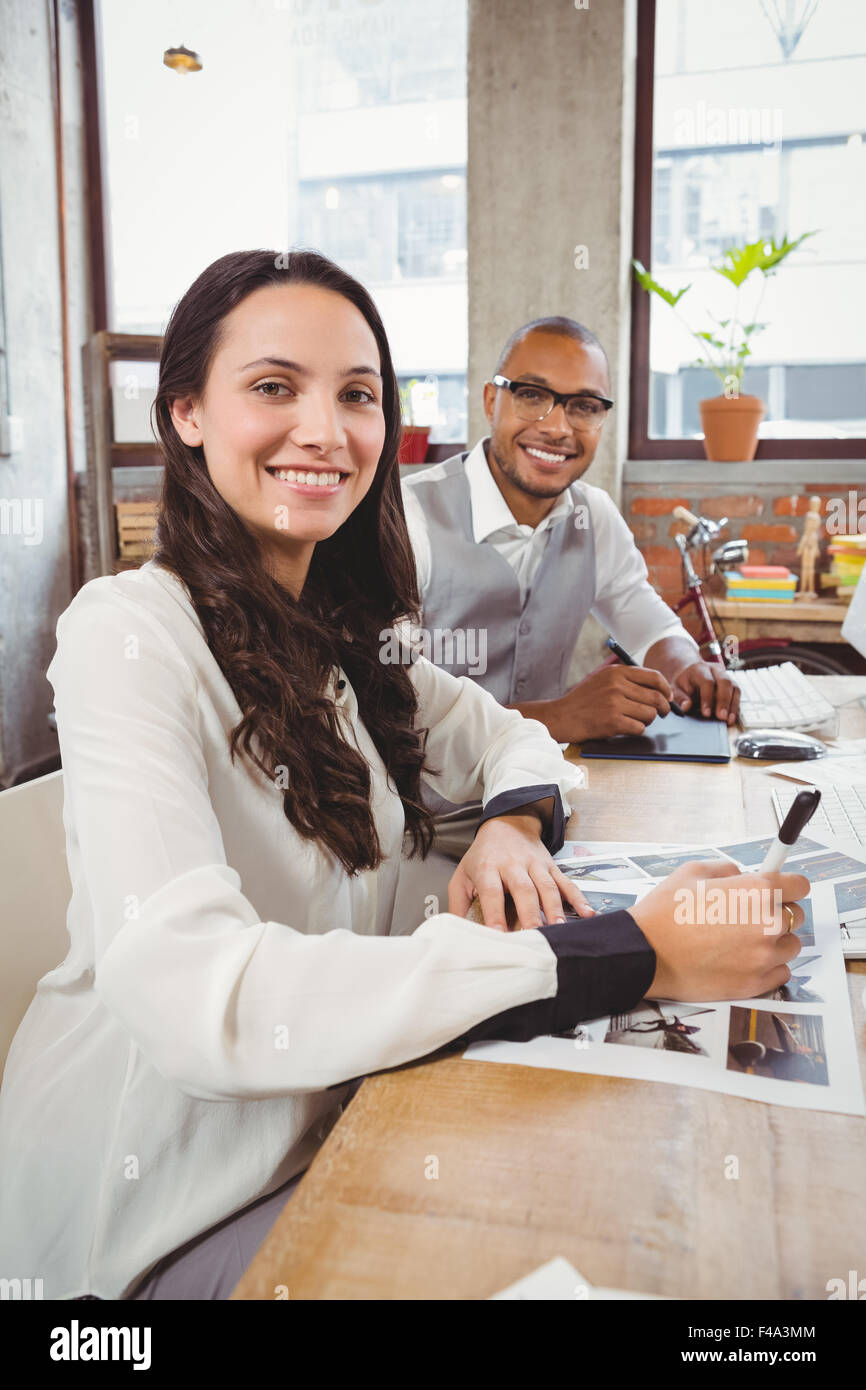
[[622, 460, 866, 647], [467, 0, 637, 680], [0, 0, 89, 784]]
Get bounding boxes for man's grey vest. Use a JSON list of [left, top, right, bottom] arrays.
[[404, 448, 597, 707]]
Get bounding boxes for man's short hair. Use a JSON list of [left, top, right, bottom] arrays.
[[495, 316, 609, 377]]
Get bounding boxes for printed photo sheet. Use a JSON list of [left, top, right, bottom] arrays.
[[465, 835, 866, 1116]]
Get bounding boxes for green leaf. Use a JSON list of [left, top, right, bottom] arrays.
[[695, 331, 725, 348], [713, 232, 817, 287], [742, 321, 768, 336], [632, 259, 691, 307]]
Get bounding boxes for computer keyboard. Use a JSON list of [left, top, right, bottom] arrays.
[[773, 783, 866, 957], [772, 783, 866, 847], [730, 662, 837, 731]]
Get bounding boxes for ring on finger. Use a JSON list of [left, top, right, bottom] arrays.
[[782, 903, 795, 932]]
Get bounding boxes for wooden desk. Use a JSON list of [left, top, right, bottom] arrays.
[[234, 677, 866, 1301], [711, 596, 849, 644]]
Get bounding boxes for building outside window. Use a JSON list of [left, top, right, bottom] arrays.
[[648, 0, 866, 443], [96, 0, 468, 443]]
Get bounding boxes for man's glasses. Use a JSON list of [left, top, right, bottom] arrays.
[[492, 374, 614, 429]]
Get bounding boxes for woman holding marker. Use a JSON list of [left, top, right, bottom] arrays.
[[0, 250, 809, 1300]]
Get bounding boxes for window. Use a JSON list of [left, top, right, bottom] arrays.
[[631, 0, 866, 457], [93, 0, 468, 442], [298, 171, 466, 285]]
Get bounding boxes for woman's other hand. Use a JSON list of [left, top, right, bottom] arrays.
[[448, 812, 595, 931]]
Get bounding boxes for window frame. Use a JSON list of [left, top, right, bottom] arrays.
[[628, 0, 866, 460], [79, 0, 109, 333]]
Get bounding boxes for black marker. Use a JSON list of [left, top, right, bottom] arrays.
[[605, 636, 686, 716], [759, 788, 822, 873]]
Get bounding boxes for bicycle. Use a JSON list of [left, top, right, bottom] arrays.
[[670, 505, 850, 676]]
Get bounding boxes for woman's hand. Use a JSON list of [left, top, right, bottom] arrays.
[[448, 812, 595, 931], [629, 859, 810, 1001]]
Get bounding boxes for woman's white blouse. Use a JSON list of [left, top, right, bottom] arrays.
[[0, 560, 585, 1299]]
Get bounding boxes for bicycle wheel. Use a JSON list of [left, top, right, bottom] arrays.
[[734, 645, 851, 675]]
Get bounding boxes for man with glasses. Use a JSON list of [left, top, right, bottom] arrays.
[[401, 316, 739, 748], [391, 317, 739, 928]]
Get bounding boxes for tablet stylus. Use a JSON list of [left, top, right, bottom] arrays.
[[605, 636, 686, 716]]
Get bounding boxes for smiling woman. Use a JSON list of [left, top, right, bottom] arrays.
[[152, 250, 423, 876], [165, 273, 389, 598]]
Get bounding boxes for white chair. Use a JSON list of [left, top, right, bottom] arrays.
[[0, 770, 72, 1079]]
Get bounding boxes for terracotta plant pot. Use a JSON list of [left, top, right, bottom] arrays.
[[698, 394, 765, 463], [398, 426, 430, 465]]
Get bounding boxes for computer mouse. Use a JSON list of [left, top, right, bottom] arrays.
[[735, 729, 827, 761]]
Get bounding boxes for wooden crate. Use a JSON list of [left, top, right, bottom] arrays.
[[116, 500, 159, 561]]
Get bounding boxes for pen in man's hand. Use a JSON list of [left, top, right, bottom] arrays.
[[605, 636, 686, 716]]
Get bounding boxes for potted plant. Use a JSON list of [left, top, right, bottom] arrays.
[[633, 233, 815, 462], [398, 379, 431, 464]]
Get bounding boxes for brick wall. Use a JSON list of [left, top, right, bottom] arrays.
[[621, 469, 863, 642]]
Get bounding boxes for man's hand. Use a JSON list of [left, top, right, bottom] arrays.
[[448, 812, 596, 931], [669, 661, 741, 724], [542, 664, 675, 743]]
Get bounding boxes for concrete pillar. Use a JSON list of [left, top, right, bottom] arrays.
[[467, 0, 637, 677]]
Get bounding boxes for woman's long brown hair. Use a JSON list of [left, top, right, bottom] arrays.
[[152, 248, 435, 875]]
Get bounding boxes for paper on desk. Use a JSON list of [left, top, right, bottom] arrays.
[[466, 835, 866, 1117], [822, 738, 866, 755], [765, 748, 866, 791], [490, 1256, 670, 1301]]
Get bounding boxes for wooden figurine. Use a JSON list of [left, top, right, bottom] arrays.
[[795, 495, 822, 600]]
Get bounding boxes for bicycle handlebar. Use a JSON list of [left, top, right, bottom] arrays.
[[673, 505, 700, 527]]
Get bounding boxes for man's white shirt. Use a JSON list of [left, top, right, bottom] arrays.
[[402, 437, 698, 668]]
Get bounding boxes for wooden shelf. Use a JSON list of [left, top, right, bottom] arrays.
[[710, 596, 850, 643], [82, 331, 163, 579], [713, 597, 849, 622]]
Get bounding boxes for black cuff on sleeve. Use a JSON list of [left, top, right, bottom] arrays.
[[539, 911, 657, 1034], [475, 782, 567, 855], [450, 910, 656, 1047]]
